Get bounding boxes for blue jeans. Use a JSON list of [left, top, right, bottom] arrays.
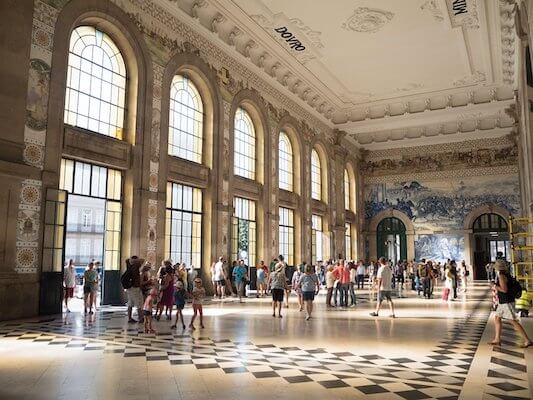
[[349, 282, 356, 305], [339, 283, 349, 307]]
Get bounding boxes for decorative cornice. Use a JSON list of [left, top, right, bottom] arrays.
[[500, 0, 517, 86], [365, 164, 519, 184], [363, 135, 516, 160]]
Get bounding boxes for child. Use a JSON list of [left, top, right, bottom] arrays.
[[143, 288, 158, 334], [190, 278, 206, 330], [171, 279, 187, 330]]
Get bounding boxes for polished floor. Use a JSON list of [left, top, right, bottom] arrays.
[[0, 282, 531, 400]]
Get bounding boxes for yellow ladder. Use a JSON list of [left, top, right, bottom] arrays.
[[509, 216, 533, 292]]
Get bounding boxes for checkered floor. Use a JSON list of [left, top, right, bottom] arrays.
[[0, 284, 530, 399]]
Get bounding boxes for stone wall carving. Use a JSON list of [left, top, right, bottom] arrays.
[[362, 145, 518, 176], [341, 7, 394, 33]]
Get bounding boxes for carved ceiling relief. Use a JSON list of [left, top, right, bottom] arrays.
[[341, 7, 394, 33], [361, 144, 518, 176], [421, 0, 444, 22]]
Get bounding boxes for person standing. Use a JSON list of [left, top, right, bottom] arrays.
[[298, 264, 320, 320], [187, 265, 198, 293], [189, 278, 206, 330], [156, 264, 175, 321], [325, 264, 335, 308], [213, 257, 226, 299], [418, 261, 432, 299], [232, 260, 248, 303], [338, 260, 351, 308], [450, 260, 458, 299], [269, 257, 288, 318], [356, 260, 366, 290], [256, 260, 268, 298], [349, 262, 357, 306], [125, 257, 144, 323], [370, 257, 395, 318], [83, 262, 99, 315], [63, 259, 76, 312], [488, 260, 532, 348]]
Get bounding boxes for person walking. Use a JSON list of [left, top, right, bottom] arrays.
[[370, 257, 395, 318], [450, 260, 458, 299], [298, 264, 320, 320], [189, 278, 206, 330], [488, 260, 532, 348], [156, 263, 175, 321], [232, 260, 248, 303], [63, 259, 76, 312], [291, 264, 304, 311], [269, 257, 288, 318], [419, 261, 433, 299]]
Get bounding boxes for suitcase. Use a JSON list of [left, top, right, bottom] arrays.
[[442, 288, 450, 301]]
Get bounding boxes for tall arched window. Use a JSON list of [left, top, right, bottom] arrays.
[[234, 107, 256, 180], [311, 149, 322, 200], [64, 26, 127, 139], [168, 75, 203, 163], [278, 131, 293, 191], [344, 168, 350, 211]]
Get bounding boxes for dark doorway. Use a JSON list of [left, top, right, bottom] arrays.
[[377, 217, 407, 264], [472, 213, 509, 280]]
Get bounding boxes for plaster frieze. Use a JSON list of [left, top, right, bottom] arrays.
[[365, 164, 519, 184], [363, 135, 516, 160], [341, 7, 394, 34], [361, 144, 518, 177]]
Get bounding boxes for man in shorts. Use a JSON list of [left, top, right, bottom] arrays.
[[126, 256, 144, 323], [370, 257, 395, 318], [63, 259, 76, 312]]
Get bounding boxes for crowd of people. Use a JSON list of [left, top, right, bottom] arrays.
[[62, 252, 531, 348]]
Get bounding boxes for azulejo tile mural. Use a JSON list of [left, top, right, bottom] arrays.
[[364, 174, 520, 231], [415, 234, 465, 264]]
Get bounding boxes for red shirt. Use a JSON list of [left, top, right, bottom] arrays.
[[334, 265, 350, 284]]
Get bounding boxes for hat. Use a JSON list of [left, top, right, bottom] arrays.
[[494, 259, 508, 271]]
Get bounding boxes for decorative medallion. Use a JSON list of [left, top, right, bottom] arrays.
[[23, 144, 44, 166], [20, 184, 41, 205], [146, 250, 156, 265], [148, 203, 158, 219], [26, 58, 50, 131], [16, 248, 37, 267], [342, 7, 394, 33]]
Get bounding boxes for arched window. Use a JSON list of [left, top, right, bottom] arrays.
[[278, 132, 293, 191], [234, 107, 256, 180], [168, 75, 203, 163], [64, 26, 127, 139], [311, 149, 322, 200], [344, 168, 350, 211]]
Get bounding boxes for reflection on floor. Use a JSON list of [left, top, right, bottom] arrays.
[[0, 282, 531, 400]]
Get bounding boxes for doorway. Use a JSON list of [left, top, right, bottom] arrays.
[[64, 195, 106, 310], [472, 213, 509, 280], [377, 217, 407, 264], [59, 158, 123, 307]]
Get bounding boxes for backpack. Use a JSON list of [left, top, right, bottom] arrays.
[[121, 268, 133, 289], [508, 275, 523, 299], [419, 265, 428, 278]]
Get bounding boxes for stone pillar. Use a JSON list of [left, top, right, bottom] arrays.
[[332, 137, 347, 259], [267, 112, 280, 262], [214, 99, 232, 264], [301, 135, 312, 264]]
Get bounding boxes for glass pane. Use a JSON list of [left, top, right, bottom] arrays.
[[64, 26, 127, 138]]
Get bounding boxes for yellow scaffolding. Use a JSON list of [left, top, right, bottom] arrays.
[[509, 216, 533, 292]]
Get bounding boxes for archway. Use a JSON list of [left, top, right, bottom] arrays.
[[376, 217, 407, 264], [472, 213, 509, 280]]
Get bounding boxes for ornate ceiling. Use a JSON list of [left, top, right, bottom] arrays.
[[161, 0, 518, 150]]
